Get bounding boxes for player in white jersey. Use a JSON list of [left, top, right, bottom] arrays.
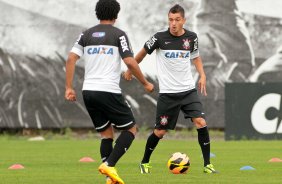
[[65, 0, 154, 183], [124, 4, 217, 174]]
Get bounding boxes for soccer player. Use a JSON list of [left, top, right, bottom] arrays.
[[65, 0, 154, 183], [123, 4, 217, 174]]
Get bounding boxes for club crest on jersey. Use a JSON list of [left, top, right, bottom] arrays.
[[182, 39, 190, 50], [92, 32, 105, 37], [87, 47, 113, 55], [160, 116, 169, 125]]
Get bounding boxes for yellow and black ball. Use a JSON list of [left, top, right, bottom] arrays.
[[167, 152, 190, 174]]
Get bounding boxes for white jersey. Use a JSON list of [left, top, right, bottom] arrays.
[[71, 24, 133, 93], [144, 28, 199, 93]]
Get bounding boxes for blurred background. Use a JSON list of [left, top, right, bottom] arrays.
[[0, 0, 281, 139]]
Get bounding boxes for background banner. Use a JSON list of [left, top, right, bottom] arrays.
[[225, 83, 282, 140], [0, 0, 281, 129]]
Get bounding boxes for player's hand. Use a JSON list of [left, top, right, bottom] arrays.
[[122, 70, 132, 81], [65, 88, 77, 101], [144, 82, 154, 93], [198, 75, 207, 96]]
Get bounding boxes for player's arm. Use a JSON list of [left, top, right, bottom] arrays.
[[123, 56, 154, 92], [193, 56, 207, 96], [123, 34, 158, 81], [65, 32, 84, 101], [135, 48, 148, 63], [65, 52, 80, 101], [123, 48, 147, 80]]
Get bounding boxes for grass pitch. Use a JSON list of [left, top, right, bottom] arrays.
[[0, 136, 281, 184]]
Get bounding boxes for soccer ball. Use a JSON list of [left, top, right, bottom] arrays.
[[167, 152, 190, 174]]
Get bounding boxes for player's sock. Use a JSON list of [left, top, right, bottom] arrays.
[[197, 126, 210, 166], [106, 131, 135, 167], [141, 132, 160, 163], [100, 138, 113, 163]]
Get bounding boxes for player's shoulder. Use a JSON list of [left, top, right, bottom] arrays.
[[83, 25, 98, 33], [184, 28, 197, 38], [84, 24, 127, 35], [154, 28, 170, 37], [110, 25, 127, 35]]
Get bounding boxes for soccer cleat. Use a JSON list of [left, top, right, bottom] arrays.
[[106, 176, 119, 184], [106, 177, 113, 184], [99, 163, 124, 184], [204, 164, 218, 174], [139, 163, 152, 174]]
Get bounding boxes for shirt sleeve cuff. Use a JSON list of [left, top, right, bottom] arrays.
[[70, 47, 83, 57]]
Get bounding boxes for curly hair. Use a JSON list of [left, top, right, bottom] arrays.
[[95, 0, 120, 20], [169, 4, 185, 18]]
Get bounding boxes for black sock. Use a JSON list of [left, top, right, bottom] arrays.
[[106, 131, 135, 167], [141, 132, 161, 164], [100, 138, 113, 163], [197, 126, 210, 166]]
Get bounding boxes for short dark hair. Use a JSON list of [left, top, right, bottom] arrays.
[[169, 4, 185, 18], [95, 0, 120, 20]]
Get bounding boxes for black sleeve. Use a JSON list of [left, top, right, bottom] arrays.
[[190, 33, 200, 59], [192, 34, 198, 52], [76, 32, 85, 47], [118, 33, 134, 59], [144, 34, 159, 55]]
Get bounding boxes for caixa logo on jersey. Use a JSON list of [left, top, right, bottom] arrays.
[[164, 51, 190, 59], [251, 93, 282, 134], [87, 47, 113, 55]]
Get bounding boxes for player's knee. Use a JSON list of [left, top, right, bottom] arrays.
[[154, 129, 166, 138], [100, 126, 114, 139], [192, 117, 207, 128], [128, 125, 137, 136]]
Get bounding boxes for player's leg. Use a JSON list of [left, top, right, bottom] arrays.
[[99, 127, 117, 184], [140, 129, 166, 174], [99, 125, 135, 184], [181, 89, 218, 173], [83, 91, 127, 183], [192, 118, 210, 166], [99, 125, 136, 184], [140, 93, 181, 174], [103, 93, 137, 167], [82, 90, 114, 163], [98, 92, 136, 183], [106, 125, 137, 167], [82, 91, 120, 183], [193, 118, 218, 173], [141, 129, 166, 164], [100, 126, 114, 163]]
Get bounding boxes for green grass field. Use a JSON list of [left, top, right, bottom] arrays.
[[0, 135, 281, 184]]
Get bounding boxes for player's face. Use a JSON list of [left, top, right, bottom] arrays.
[[168, 13, 186, 36]]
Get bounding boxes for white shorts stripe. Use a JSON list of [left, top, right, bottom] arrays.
[[115, 121, 134, 128], [96, 121, 110, 130]]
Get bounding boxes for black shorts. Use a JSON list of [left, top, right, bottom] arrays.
[[82, 90, 135, 132], [155, 89, 205, 130]]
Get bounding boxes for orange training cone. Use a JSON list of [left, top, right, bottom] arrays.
[[268, 158, 282, 162], [8, 164, 25, 170], [79, 157, 95, 162]]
